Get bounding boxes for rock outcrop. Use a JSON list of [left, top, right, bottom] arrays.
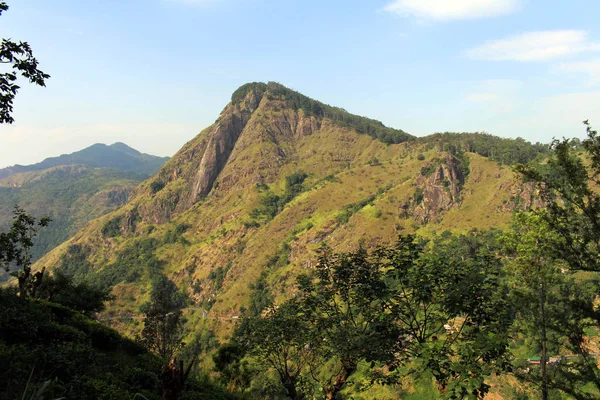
[[408, 155, 465, 224]]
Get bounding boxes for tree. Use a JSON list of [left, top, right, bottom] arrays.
[[237, 300, 320, 399], [139, 275, 187, 360], [515, 121, 600, 272], [36, 270, 113, 317], [297, 245, 398, 399], [0, 1, 50, 124], [0, 206, 50, 297], [505, 209, 600, 398], [503, 212, 565, 400], [380, 235, 513, 399], [213, 341, 254, 391]]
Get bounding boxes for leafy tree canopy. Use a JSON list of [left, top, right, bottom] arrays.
[[0, 1, 50, 124]]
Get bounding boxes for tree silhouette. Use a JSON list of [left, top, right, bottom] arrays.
[[0, 1, 50, 124]]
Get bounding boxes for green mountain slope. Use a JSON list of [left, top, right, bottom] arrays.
[[0, 143, 170, 274], [0, 142, 169, 179], [0, 165, 143, 264], [34, 82, 545, 343]]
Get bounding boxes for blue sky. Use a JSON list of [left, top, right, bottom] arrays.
[[1, 0, 600, 167]]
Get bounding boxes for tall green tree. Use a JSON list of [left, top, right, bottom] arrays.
[[381, 235, 513, 399], [139, 276, 187, 360], [0, 206, 50, 297], [503, 212, 565, 400], [237, 300, 320, 400], [297, 245, 398, 399], [0, 1, 50, 124], [516, 121, 600, 272], [504, 214, 600, 399]]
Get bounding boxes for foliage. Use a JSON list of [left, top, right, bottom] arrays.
[[371, 235, 513, 399], [90, 237, 162, 290], [297, 244, 399, 398], [236, 301, 319, 400], [213, 342, 254, 391], [413, 187, 425, 206], [503, 212, 600, 399], [150, 179, 166, 194], [250, 172, 308, 221], [36, 271, 113, 317], [139, 275, 187, 360], [0, 287, 237, 400], [246, 271, 272, 317], [0, 207, 50, 297], [228, 233, 513, 399], [55, 244, 93, 282], [232, 82, 413, 144], [516, 122, 600, 272], [0, 1, 50, 124], [208, 263, 231, 291], [164, 223, 191, 245], [102, 215, 122, 238], [424, 132, 548, 165], [336, 194, 377, 225]]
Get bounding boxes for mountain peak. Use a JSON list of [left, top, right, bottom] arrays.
[[231, 82, 412, 145], [0, 143, 168, 180], [109, 142, 142, 157]]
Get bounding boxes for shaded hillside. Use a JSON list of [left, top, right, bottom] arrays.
[[0, 288, 239, 400], [0, 165, 142, 268], [0, 142, 169, 179], [34, 82, 541, 346]]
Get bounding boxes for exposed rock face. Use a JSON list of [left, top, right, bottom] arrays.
[[411, 155, 465, 224], [104, 187, 131, 207], [137, 88, 323, 224], [137, 93, 259, 223], [497, 180, 542, 212]]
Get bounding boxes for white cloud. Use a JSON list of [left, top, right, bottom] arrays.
[[487, 91, 600, 142], [465, 79, 523, 113], [553, 60, 600, 86], [466, 30, 600, 61], [384, 0, 518, 20]]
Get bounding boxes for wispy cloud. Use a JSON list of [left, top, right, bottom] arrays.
[[166, 0, 217, 5], [553, 60, 600, 86], [465, 79, 523, 113], [466, 30, 600, 61], [384, 0, 518, 21]]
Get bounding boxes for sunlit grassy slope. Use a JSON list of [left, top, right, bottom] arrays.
[[33, 84, 535, 368]]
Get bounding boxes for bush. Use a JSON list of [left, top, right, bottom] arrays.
[[150, 179, 165, 194]]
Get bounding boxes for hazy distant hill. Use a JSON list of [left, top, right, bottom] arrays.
[[0, 144, 170, 272], [0, 142, 169, 180], [34, 82, 546, 341]]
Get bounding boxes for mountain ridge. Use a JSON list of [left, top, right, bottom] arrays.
[[0, 142, 169, 179], [0, 143, 170, 268], [32, 82, 544, 343]]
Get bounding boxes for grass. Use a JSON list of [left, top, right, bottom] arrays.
[[33, 97, 522, 348]]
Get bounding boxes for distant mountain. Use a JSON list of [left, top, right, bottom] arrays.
[[0, 144, 169, 273], [0, 142, 169, 180]]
